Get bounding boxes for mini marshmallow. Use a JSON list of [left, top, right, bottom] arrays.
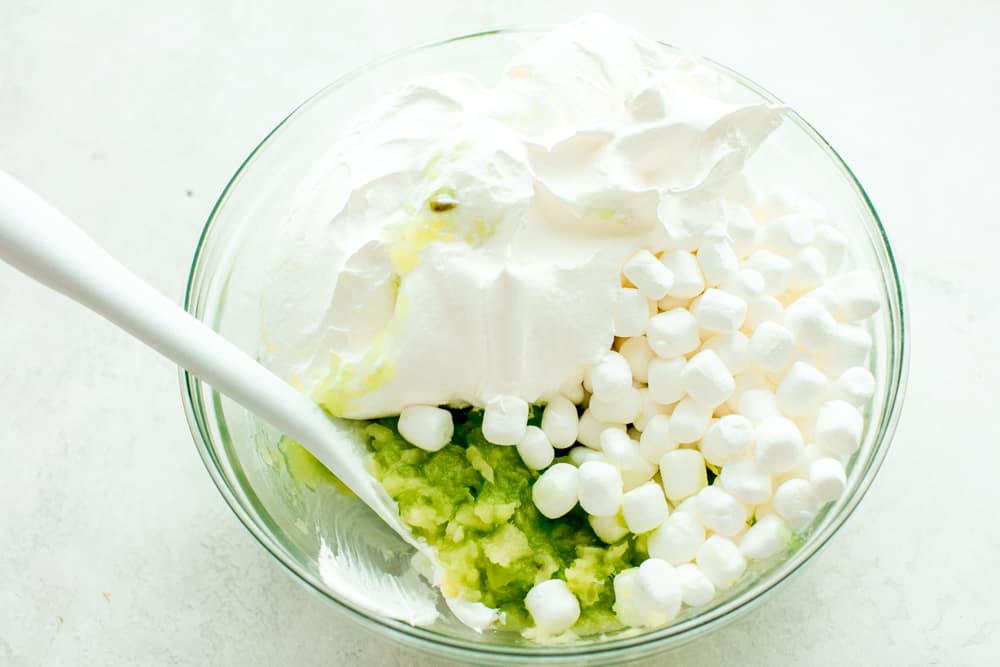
[[694, 486, 748, 537], [784, 298, 837, 350], [815, 324, 872, 375], [622, 462, 660, 493], [632, 558, 682, 626], [601, 429, 658, 491], [619, 336, 655, 383], [727, 206, 758, 258], [833, 366, 876, 407], [647, 510, 706, 565], [589, 386, 642, 424], [647, 356, 686, 405], [697, 233, 739, 286], [525, 579, 580, 634], [541, 396, 580, 449], [638, 414, 678, 463], [532, 463, 579, 519], [517, 426, 555, 471], [749, 322, 796, 373], [613, 568, 644, 627], [701, 415, 754, 465], [676, 563, 716, 606], [577, 461, 624, 516], [815, 399, 863, 458], [738, 389, 781, 425], [482, 394, 529, 445], [785, 441, 822, 479], [759, 213, 815, 256], [621, 468, 660, 493], [722, 268, 766, 301], [739, 514, 791, 560], [745, 296, 784, 331], [577, 410, 624, 449], [623, 249, 675, 300], [661, 250, 705, 298], [764, 350, 811, 385], [810, 457, 848, 503], [775, 362, 829, 417], [397, 405, 454, 452], [633, 387, 670, 432], [590, 512, 630, 544], [672, 496, 699, 515], [568, 446, 607, 466], [659, 449, 708, 502], [772, 478, 820, 529], [623, 482, 669, 534], [746, 250, 791, 296], [701, 331, 750, 374], [587, 514, 628, 544], [828, 269, 881, 321], [813, 223, 848, 272], [719, 458, 773, 505], [647, 309, 700, 358], [725, 371, 772, 412], [589, 351, 633, 400], [692, 288, 747, 334], [696, 535, 747, 589], [669, 397, 713, 443], [804, 285, 840, 317], [786, 247, 827, 292], [754, 417, 805, 473], [613, 288, 652, 337], [680, 350, 735, 408], [559, 375, 586, 405]]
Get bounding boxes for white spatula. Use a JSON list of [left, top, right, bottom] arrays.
[[0, 168, 420, 543]]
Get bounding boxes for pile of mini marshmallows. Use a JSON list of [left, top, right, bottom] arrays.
[[395, 210, 880, 635]]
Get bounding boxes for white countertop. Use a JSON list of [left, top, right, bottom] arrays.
[[2, 1, 997, 664]]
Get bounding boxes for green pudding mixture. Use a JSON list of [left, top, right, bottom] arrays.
[[288, 407, 643, 634], [367, 408, 642, 634]]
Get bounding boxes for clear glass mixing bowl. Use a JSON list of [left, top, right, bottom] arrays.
[[180, 26, 907, 664]]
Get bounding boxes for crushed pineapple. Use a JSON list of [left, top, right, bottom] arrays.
[[364, 409, 642, 633]]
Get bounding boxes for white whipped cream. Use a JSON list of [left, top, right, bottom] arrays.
[[262, 14, 784, 419]]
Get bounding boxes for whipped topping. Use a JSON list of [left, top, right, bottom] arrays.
[[262, 14, 784, 419]]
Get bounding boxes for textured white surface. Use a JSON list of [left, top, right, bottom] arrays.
[[1, 0, 997, 664]]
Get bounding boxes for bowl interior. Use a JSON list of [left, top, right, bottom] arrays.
[[181, 27, 906, 662]]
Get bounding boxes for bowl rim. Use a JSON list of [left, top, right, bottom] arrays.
[[180, 24, 909, 662]]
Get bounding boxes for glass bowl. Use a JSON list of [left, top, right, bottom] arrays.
[[180, 26, 907, 664]]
